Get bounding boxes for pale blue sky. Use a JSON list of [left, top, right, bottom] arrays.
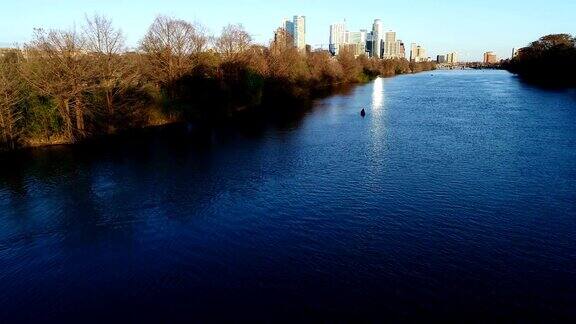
[[1, 0, 574, 61]]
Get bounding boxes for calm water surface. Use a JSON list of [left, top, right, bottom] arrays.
[[1, 70, 575, 321]]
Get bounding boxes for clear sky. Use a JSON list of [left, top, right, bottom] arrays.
[[1, 0, 575, 61]]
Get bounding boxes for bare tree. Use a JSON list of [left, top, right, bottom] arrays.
[[23, 28, 94, 141], [215, 24, 252, 63], [84, 14, 123, 55], [84, 14, 136, 119], [307, 51, 342, 83], [140, 16, 208, 91], [337, 47, 361, 82], [245, 45, 269, 77], [267, 36, 309, 81], [0, 52, 26, 149]]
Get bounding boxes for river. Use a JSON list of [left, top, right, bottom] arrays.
[[1, 70, 575, 321]]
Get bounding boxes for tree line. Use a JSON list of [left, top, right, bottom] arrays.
[[0, 15, 436, 151], [504, 34, 576, 87]]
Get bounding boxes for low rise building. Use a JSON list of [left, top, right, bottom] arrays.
[[484, 51, 498, 64]]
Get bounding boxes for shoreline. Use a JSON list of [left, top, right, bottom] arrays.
[[1, 69, 434, 155], [2, 16, 436, 154]]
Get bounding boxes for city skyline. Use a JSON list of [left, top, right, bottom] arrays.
[[328, 21, 407, 60], [1, 0, 575, 61]]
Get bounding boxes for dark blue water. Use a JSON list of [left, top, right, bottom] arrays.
[[1, 70, 575, 322]]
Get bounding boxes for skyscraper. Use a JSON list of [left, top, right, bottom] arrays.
[[383, 31, 396, 59], [410, 43, 418, 62], [329, 22, 346, 55], [446, 52, 458, 64], [345, 30, 367, 56], [371, 19, 384, 59], [329, 23, 367, 57], [399, 41, 406, 59], [410, 43, 427, 62], [383, 31, 404, 59], [281, 16, 306, 52], [283, 18, 294, 36], [418, 46, 427, 61], [293, 16, 306, 51], [359, 30, 368, 45], [365, 32, 373, 55]]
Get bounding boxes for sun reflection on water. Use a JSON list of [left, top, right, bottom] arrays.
[[371, 77, 384, 114], [367, 77, 387, 175]]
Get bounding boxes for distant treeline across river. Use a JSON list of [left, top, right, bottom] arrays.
[[504, 34, 576, 87]]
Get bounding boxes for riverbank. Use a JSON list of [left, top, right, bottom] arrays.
[[1, 15, 438, 152], [1, 62, 435, 154]]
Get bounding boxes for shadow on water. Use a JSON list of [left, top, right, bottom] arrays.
[[0, 83, 357, 192], [510, 73, 576, 95], [0, 81, 360, 287]]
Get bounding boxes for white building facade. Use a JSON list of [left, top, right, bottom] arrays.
[[383, 31, 405, 59], [293, 16, 306, 51], [410, 43, 427, 62], [283, 16, 306, 51], [446, 52, 458, 64], [329, 22, 346, 55], [371, 19, 384, 58]]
